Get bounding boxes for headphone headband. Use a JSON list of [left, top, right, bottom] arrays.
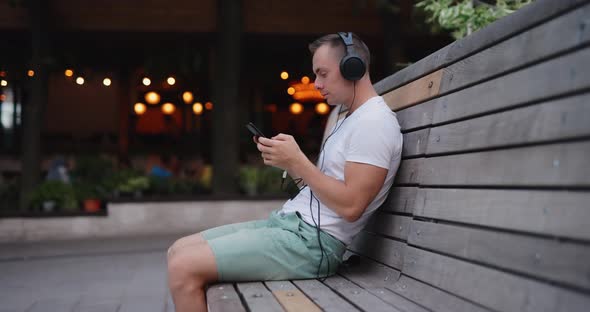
[[336, 32, 366, 81], [337, 32, 354, 46]]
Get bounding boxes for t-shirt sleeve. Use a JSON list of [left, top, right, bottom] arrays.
[[345, 117, 400, 169]]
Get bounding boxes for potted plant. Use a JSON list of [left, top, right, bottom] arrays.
[[74, 182, 103, 213], [27, 181, 78, 213]]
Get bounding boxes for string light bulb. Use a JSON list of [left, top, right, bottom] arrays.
[[290, 102, 303, 115], [193, 102, 203, 115], [182, 91, 194, 104], [134, 103, 147, 115], [167, 76, 176, 86], [315, 102, 329, 115], [162, 103, 176, 114], [145, 91, 160, 105]]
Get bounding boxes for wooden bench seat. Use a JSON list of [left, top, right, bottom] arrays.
[[207, 0, 590, 310]]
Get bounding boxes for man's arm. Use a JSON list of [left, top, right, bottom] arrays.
[[290, 156, 387, 222], [257, 134, 387, 222]]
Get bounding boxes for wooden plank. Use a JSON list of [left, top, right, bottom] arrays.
[[338, 260, 431, 312], [394, 158, 421, 185], [338, 253, 401, 289], [364, 288, 432, 312], [265, 281, 298, 292], [236, 282, 283, 312], [402, 128, 430, 157], [348, 232, 406, 270], [365, 213, 412, 241], [428, 93, 590, 155], [264, 281, 321, 312], [374, 0, 588, 95], [432, 47, 590, 125], [418, 141, 590, 187], [440, 3, 590, 94], [379, 186, 419, 214], [207, 283, 247, 312], [272, 290, 321, 312], [396, 100, 435, 131], [403, 246, 590, 312], [389, 275, 491, 312], [323, 275, 405, 312], [414, 188, 590, 241], [408, 220, 590, 291], [293, 279, 360, 312], [382, 69, 443, 111]]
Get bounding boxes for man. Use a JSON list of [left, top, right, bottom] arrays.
[[167, 32, 402, 312]]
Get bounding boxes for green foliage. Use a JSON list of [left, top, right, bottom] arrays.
[[101, 169, 150, 195], [72, 156, 114, 189], [415, 0, 534, 39], [238, 166, 283, 195], [27, 181, 78, 212], [73, 181, 102, 200]]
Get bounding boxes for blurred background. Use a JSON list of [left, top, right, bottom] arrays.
[[1, 0, 523, 215]]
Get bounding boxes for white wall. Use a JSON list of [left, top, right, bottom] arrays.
[[0, 200, 282, 242]]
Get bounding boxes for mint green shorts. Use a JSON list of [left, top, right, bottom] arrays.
[[201, 210, 346, 282]]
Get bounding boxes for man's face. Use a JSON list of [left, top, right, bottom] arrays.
[[312, 44, 352, 106]]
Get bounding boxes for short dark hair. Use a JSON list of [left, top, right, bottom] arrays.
[[308, 33, 371, 72]]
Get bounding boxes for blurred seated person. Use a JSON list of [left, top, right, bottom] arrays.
[[150, 154, 177, 179], [46, 155, 71, 184]]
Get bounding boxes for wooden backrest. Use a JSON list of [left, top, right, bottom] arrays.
[[346, 0, 590, 311]]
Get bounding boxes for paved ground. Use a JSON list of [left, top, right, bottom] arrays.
[[0, 234, 191, 312]]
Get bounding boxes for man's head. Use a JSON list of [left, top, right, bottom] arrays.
[[309, 33, 371, 106]]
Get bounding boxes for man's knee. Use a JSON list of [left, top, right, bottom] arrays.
[[167, 244, 217, 290]]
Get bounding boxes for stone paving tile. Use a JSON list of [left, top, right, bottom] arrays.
[[0, 234, 183, 312]]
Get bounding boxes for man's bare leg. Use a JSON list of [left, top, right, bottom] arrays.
[[167, 240, 218, 312], [167, 233, 206, 257]]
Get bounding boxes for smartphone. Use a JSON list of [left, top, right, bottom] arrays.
[[246, 122, 266, 138]]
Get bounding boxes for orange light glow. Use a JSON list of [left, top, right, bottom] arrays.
[[145, 92, 160, 105], [134, 103, 147, 115], [27, 70, 35, 77], [301, 76, 310, 84], [162, 103, 176, 114], [193, 102, 204, 115], [315, 102, 329, 115], [287, 87, 295, 95], [182, 91, 194, 104], [205, 102, 213, 110], [64, 69, 74, 77], [290, 102, 303, 115], [280, 71, 289, 80]]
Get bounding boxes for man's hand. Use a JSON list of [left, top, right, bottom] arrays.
[[256, 134, 305, 171]]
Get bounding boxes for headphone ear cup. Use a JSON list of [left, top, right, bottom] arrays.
[[340, 54, 366, 81]]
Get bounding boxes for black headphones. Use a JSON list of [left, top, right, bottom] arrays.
[[337, 32, 366, 81]]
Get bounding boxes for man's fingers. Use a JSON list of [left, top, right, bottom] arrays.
[[272, 133, 292, 141], [257, 143, 273, 153], [258, 137, 276, 146]]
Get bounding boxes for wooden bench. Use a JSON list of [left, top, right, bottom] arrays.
[[207, 0, 590, 310]]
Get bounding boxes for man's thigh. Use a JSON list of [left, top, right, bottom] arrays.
[[201, 218, 268, 241], [207, 226, 318, 282]]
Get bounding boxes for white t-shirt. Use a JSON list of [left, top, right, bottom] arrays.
[[280, 96, 403, 245]]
